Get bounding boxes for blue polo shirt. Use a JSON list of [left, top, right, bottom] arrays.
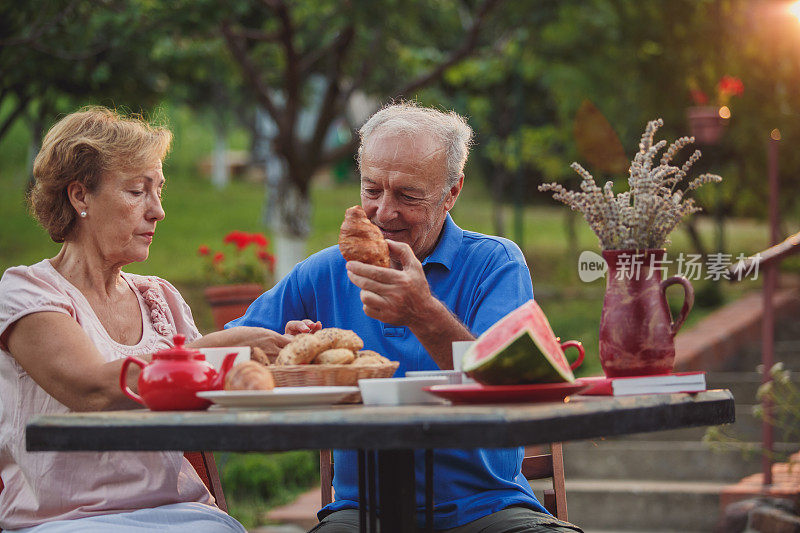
[[227, 214, 545, 528]]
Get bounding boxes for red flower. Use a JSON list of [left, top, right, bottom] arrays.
[[690, 88, 708, 106], [257, 250, 276, 271], [223, 230, 250, 250], [717, 75, 744, 97], [250, 233, 269, 248], [200, 231, 276, 283]]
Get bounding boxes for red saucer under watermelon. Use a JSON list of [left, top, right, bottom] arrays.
[[423, 379, 590, 404]]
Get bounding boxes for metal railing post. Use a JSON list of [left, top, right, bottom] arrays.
[[761, 132, 781, 487]]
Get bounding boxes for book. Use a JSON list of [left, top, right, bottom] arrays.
[[579, 371, 706, 396]]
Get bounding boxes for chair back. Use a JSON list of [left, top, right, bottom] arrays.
[[185, 451, 228, 513], [522, 442, 568, 521], [319, 443, 567, 521], [320, 449, 333, 507]]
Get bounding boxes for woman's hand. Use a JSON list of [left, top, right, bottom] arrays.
[[191, 326, 292, 359], [285, 319, 322, 336]]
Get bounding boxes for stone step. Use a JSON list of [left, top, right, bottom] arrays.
[[562, 440, 798, 482], [535, 478, 728, 532], [706, 371, 762, 402], [727, 340, 800, 372], [615, 403, 795, 442]]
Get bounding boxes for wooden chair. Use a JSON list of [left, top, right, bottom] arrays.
[[319, 443, 568, 522], [184, 451, 228, 513], [522, 443, 568, 521], [0, 450, 227, 531]]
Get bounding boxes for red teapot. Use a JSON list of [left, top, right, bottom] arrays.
[[120, 334, 238, 411]]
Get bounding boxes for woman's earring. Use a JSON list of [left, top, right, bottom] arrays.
[[80, 211, 87, 218]]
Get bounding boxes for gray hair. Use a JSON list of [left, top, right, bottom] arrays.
[[357, 102, 473, 189]]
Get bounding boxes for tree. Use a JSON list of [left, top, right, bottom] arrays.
[[159, 0, 503, 268], [0, 1, 172, 167], [428, 0, 800, 254]]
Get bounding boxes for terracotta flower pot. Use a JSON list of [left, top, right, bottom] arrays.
[[203, 283, 264, 330], [686, 106, 727, 146], [599, 249, 695, 377]]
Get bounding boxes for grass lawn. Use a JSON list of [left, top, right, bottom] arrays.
[[1, 103, 795, 527]]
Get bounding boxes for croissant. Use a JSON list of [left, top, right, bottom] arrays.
[[224, 361, 275, 391], [338, 205, 390, 268]]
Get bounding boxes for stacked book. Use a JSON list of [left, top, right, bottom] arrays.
[[580, 371, 707, 396]]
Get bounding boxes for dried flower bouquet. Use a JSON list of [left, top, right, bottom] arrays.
[[539, 119, 722, 250]]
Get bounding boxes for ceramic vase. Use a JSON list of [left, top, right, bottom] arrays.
[[599, 249, 695, 377]]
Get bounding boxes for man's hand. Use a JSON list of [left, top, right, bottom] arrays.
[[345, 239, 435, 327]]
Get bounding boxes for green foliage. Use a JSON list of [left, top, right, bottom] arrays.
[[222, 450, 318, 501], [705, 363, 800, 465], [5, 0, 800, 238], [220, 451, 319, 528], [754, 363, 800, 447], [0, 1, 173, 140]]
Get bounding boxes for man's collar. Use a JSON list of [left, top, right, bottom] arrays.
[[421, 213, 462, 270]]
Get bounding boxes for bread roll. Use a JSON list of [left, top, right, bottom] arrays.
[[351, 355, 387, 367], [316, 328, 364, 352], [275, 333, 328, 365], [313, 348, 356, 364], [356, 350, 391, 364]]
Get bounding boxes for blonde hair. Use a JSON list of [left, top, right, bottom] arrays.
[[358, 101, 473, 189], [29, 106, 172, 242]]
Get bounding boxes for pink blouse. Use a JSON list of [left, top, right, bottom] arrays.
[[0, 260, 214, 530]]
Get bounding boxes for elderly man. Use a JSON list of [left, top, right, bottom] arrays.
[[227, 103, 582, 533]]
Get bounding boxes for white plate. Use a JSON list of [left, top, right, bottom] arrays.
[[197, 387, 359, 408]]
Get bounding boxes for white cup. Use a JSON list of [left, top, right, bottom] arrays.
[[451, 341, 475, 371], [199, 347, 251, 370]]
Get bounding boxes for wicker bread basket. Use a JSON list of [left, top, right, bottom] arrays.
[[269, 362, 399, 403], [270, 361, 399, 388]]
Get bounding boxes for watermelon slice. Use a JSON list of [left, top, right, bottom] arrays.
[[462, 300, 576, 385]]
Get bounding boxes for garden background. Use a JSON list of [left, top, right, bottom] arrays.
[[2, 0, 800, 527]]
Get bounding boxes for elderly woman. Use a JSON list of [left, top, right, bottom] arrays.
[[0, 107, 292, 532]]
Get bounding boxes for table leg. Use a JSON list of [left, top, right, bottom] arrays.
[[425, 449, 433, 533], [377, 449, 416, 533], [358, 450, 367, 533], [358, 450, 380, 533], [368, 450, 378, 533]]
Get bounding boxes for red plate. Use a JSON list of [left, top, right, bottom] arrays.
[[423, 379, 590, 404]]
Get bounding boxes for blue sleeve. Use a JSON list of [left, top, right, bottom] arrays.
[[464, 243, 534, 337], [224, 267, 311, 332]]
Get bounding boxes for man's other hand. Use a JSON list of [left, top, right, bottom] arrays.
[[346, 239, 435, 327]]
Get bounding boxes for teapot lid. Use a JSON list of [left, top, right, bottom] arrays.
[[153, 334, 205, 361]]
